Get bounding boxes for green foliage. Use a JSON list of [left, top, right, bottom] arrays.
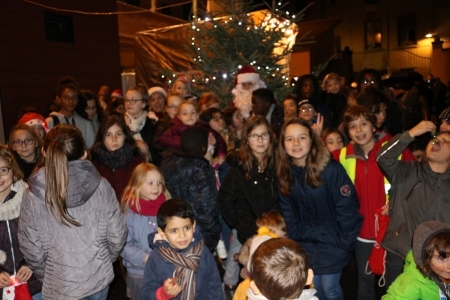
[[159, 0, 307, 106]]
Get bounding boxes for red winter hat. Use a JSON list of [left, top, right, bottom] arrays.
[[234, 66, 260, 87], [111, 89, 123, 99], [18, 112, 49, 133]]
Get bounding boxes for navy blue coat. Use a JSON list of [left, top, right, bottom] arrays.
[[160, 151, 221, 251], [279, 159, 363, 275], [141, 230, 223, 300]]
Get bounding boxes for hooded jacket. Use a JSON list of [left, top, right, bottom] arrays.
[[377, 132, 450, 259], [18, 160, 127, 300], [383, 221, 450, 299], [160, 150, 221, 251], [140, 230, 224, 300], [280, 147, 363, 275], [0, 180, 41, 296]]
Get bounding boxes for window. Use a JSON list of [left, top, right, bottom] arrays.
[[365, 19, 382, 49], [398, 13, 416, 46], [44, 12, 74, 43]]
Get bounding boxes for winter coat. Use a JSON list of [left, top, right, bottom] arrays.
[[217, 156, 280, 244], [246, 286, 318, 300], [139, 116, 156, 162], [45, 111, 95, 148], [0, 180, 41, 296], [18, 160, 127, 300], [382, 251, 442, 299], [160, 151, 221, 251], [92, 154, 145, 201], [280, 150, 363, 275], [152, 115, 172, 166], [159, 116, 227, 158], [120, 209, 158, 276], [377, 131, 450, 259], [141, 230, 224, 300]]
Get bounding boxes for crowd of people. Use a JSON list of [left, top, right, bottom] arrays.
[[1, 66, 450, 300]]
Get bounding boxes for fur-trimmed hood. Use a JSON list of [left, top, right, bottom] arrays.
[[0, 180, 27, 221]]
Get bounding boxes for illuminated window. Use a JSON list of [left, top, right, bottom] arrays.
[[365, 19, 382, 49]]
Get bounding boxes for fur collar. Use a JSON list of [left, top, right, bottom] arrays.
[[0, 180, 27, 221], [314, 139, 331, 174]]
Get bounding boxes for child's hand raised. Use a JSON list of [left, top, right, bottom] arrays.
[[409, 121, 436, 138], [163, 277, 182, 297], [208, 132, 217, 146]]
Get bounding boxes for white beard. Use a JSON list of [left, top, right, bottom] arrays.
[[232, 80, 266, 119]]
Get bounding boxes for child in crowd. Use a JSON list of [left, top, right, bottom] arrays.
[[120, 163, 170, 300], [148, 86, 167, 120], [90, 115, 146, 200], [321, 128, 345, 153], [383, 221, 450, 299], [222, 107, 244, 151], [278, 118, 362, 300], [8, 124, 42, 180], [322, 73, 349, 127], [198, 92, 221, 113], [356, 86, 389, 133], [283, 94, 299, 123], [141, 199, 223, 300], [377, 121, 450, 288], [19, 124, 127, 299], [17, 112, 48, 140], [124, 84, 155, 160], [46, 76, 95, 148], [298, 99, 325, 135], [333, 105, 414, 300], [76, 89, 105, 134], [159, 100, 227, 163], [0, 145, 42, 299], [170, 76, 191, 99], [248, 238, 318, 300], [439, 106, 450, 131], [152, 92, 184, 165], [160, 126, 221, 252], [233, 211, 287, 300]]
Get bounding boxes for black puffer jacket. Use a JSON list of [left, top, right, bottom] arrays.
[[160, 151, 221, 251], [217, 154, 280, 244]]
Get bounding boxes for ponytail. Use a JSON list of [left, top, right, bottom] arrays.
[[43, 124, 85, 227]]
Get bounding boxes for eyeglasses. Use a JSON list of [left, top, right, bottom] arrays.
[[167, 105, 179, 110], [85, 106, 96, 111], [361, 79, 377, 85], [248, 132, 270, 141], [62, 95, 78, 101], [124, 98, 144, 105], [0, 167, 11, 176], [212, 116, 224, 122], [300, 107, 314, 113], [12, 139, 34, 147]]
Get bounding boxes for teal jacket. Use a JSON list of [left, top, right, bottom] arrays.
[[383, 251, 441, 299]]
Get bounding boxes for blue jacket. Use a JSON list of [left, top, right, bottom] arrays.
[[160, 151, 221, 251], [120, 209, 158, 276], [141, 230, 224, 300], [279, 159, 363, 275]]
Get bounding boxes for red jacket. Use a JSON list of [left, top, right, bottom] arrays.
[[333, 133, 415, 239]]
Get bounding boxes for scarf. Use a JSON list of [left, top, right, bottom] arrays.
[[0, 180, 27, 221], [125, 111, 147, 141], [158, 240, 204, 300], [129, 194, 166, 216], [95, 142, 133, 169]]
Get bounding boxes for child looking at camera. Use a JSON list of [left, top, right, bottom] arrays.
[[383, 221, 450, 299], [141, 199, 223, 300]]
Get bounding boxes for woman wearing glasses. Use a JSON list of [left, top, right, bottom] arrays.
[[124, 84, 155, 162], [0, 145, 42, 299], [277, 118, 363, 300], [8, 124, 42, 180], [217, 116, 280, 295]]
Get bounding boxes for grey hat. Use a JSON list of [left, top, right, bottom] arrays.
[[439, 107, 450, 122], [413, 221, 450, 266]]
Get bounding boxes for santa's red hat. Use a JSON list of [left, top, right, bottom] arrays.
[[234, 66, 260, 87], [18, 112, 49, 133], [111, 89, 123, 99]]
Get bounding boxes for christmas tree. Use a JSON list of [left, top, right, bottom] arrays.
[[162, 0, 306, 107]]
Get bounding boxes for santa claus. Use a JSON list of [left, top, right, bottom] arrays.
[[232, 66, 266, 118]]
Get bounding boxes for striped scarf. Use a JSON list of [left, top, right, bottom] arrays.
[[158, 240, 204, 300]]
